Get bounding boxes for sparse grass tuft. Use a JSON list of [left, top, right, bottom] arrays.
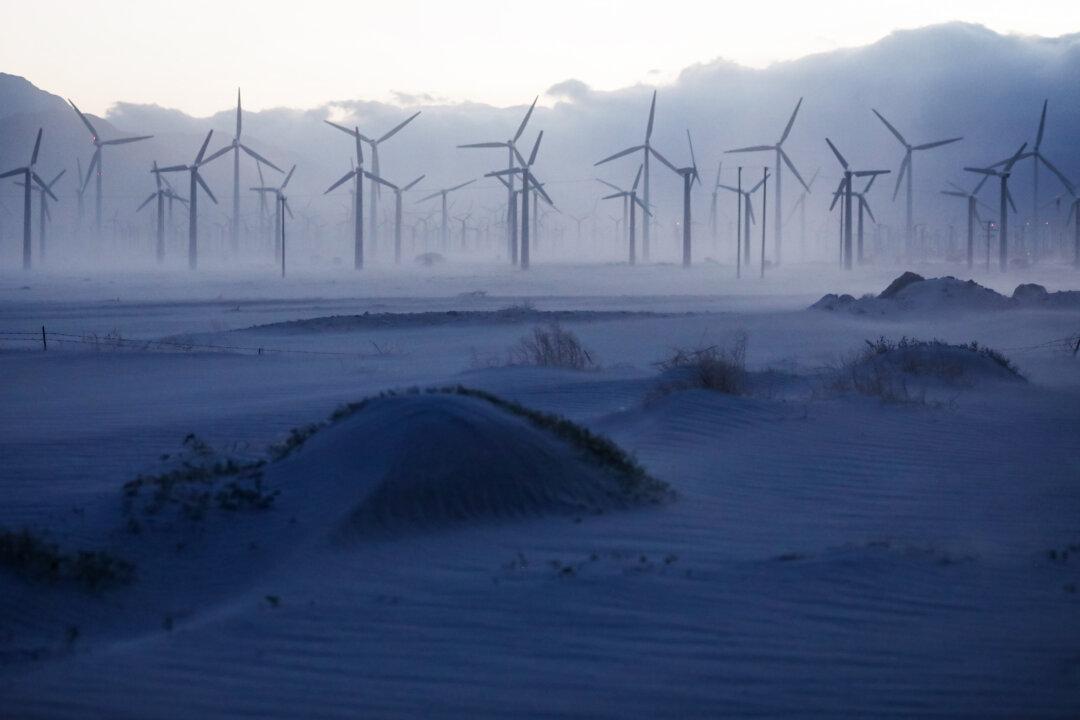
[[509, 322, 595, 370], [651, 331, 748, 398], [0, 528, 134, 591]]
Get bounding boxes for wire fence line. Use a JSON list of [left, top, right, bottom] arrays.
[[0, 329, 400, 359]]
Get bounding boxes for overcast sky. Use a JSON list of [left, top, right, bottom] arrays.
[[2, 0, 1077, 117]]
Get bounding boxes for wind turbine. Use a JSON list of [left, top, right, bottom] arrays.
[[718, 174, 767, 271], [485, 132, 553, 270], [965, 143, 1027, 272], [157, 130, 230, 270], [363, 172, 425, 264], [226, 89, 283, 254], [15, 169, 64, 263], [596, 90, 662, 261], [872, 109, 962, 247], [1064, 189, 1080, 267], [68, 99, 153, 240], [326, 111, 420, 256], [0, 129, 56, 269], [74, 157, 88, 228], [323, 127, 366, 268], [725, 98, 809, 264], [458, 96, 537, 264], [941, 177, 993, 269], [709, 161, 723, 242], [252, 165, 296, 263], [417, 179, 477, 252], [829, 173, 882, 265], [601, 165, 649, 265], [651, 130, 700, 266], [138, 162, 177, 262], [825, 138, 890, 270], [785, 167, 819, 259]]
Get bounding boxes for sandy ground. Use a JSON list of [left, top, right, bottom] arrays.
[[1, 261, 1079, 718]]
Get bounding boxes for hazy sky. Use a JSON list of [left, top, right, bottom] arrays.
[[2, 0, 1076, 117]]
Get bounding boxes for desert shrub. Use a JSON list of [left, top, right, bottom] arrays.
[[123, 434, 274, 519], [509, 322, 595, 370], [0, 528, 134, 591], [825, 336, 1021, 403], [652, 331, 748, 397]]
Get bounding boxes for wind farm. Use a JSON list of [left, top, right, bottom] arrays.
[[1, 12, 1079, 720]]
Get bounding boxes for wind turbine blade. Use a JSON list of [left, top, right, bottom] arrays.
[[239, 145, 283, 173], [532, 176, 554, 206], [377, 110, 421, 143], [48, 169, 65, 188], [635, 196, 652, 216], [913, 137, 962, 151], [137, 193, 157, 211], [893, 154, 910, 200], [595, 145, 645, 166], [824, 138, 848, 169], [829, 179, 846, 211], [871, 109, 908, 146], [363, 170, 397, 190], [195, 172, 217, 204], [645, 90, 657, 141], [68, 100, 99, 139], [945, 180, 967, 194], [528, 131, 543, 166], [284, 198, 294, 219], [725, 144, 774, 154], [31, 128, 43, 165], [749, 176, 767, 194], [324, 120, 358, 137], [940, 190, 968, 198], [854, 170, 890, 177], [596, 178, 625, 193], [1038, 154, 1075, 196], [686, 130, 699, 173], [973, 173, 991, 194], [402, 175, 425, 192], [963, 167, 995, 176], [863, 174, 878, 194], [417, 190, 442, 203], [1004, 143, 1028, 171], [862, 197, 877, 224], [281, 165, 296, 189], [486, 168, 524, 178], [195, 131, 214, 164], [648, 146, 679, 173], [601, 192, 624, 201], [779, 149, 809, 191], [32, 172, 58, 201], [448, 179, 476, 194], [458, 141, 509, 149], [632, 164, 643, 192], [779, 97, 803, 144], [236, 88, 242, 139], [101, 135, 153, 146], [513, 96, 539, 143], [0, 168, 27, 180], [324, 171, 356, 195], [716, 184, 742, 195], [1035, 99, 1048, 149], [746, 199, 755, 224], [200, 144, 232, 166], [155, 164, 189, 173]]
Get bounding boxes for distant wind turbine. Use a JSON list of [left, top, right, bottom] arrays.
[[600, 165, 649, 265], [830, 173, 882, 265], [227, 89, 283, 254], [418, 179, 477, 252], [363, 172, 426, 264], [941, 177, 993, 269], [459, 97, 537, 265], [158, 130, 230, 270], [596, 90, 661, 261], [15, 169, 64, 263], [326, 111, 420, 256], [726, 98, 810, 264], [68, 99, 153, 240], [872, 109, 962, 247], [0, 129, 56, 269], [651, 130, 700, 266], [323, 127, 367, 268], [485, 131, 553, 269], [252, 166, 296, 264], [824, 138, 890, 270], [965, 143, 1027, 272]]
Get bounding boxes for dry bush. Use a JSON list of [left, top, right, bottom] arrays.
[[652, 331, 748, 397], [509, 322, 595, 370]]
